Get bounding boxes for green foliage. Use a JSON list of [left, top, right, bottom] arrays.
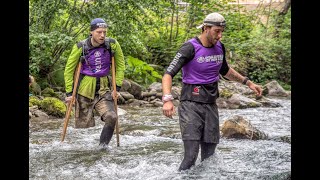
[[125, 56, 162, 87], [29, 30, 74, 77], [29, 0, 291, 91], [222, 7, 291, 85], [144, 36, 181, 67], [95, 0, 170, 60], [47, 68, 66, 89], [278, 81, 291, 91], [243, 9, 290, 84], [246, 37, 291, 84], [172, 71, 182, 86], [29, 0, 104, 87]]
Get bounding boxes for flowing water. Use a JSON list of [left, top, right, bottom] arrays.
[[29, 97, 291, 180]]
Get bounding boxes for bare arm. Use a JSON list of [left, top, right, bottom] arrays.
[[223, 67, 263, 96], [162, 74, 175, 118], [162, 74, 173, 95], [224, 67, 247, 84]]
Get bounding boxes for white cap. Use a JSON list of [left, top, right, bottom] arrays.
[[196, 12, 226, 29]]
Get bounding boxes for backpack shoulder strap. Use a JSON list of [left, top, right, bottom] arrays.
[[76, 39, 87, 49], [105, 37, 115, 46], [105, 37, 116, 56], [77, 39, 89, 56]]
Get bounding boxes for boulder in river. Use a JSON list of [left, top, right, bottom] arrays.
[[220, 115, 268, 140]]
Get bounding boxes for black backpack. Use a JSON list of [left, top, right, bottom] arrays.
[[77, 37, 115, 61]]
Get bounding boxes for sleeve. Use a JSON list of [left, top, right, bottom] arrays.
[[219, 42, 230, 76], [111, 39, 125, 87], [64, 44, 82, 93], [165, 42, 195, 78]]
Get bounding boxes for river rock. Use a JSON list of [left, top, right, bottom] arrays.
[[263, 80, 289, 97], [220, 115, 268, 140]]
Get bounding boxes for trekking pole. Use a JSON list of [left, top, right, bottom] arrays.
[[111, 55, 120, 147], [61, 62, 82, 142]]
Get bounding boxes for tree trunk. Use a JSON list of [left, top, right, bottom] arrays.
[[274, 0, 291, 38], [279, 0, 291, 16], [169, 0, 175, 43]]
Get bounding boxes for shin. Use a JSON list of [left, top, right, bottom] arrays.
[[200, 142, 217, 161], [178, 140, 200, 171], [99, 111, 117, 146]]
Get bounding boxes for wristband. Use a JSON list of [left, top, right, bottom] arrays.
[[66, 92, 73, 97], [162, 94, 174, 102], [116, 85, 121, 92], [242, 77, 249, 85]]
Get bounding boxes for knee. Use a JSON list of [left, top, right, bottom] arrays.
[[101, 111, 117, 126]]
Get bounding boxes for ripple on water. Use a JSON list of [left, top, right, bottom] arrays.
[[29, 98, 291, 180]]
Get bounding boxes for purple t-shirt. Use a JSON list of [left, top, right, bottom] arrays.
[[182, 39, 224, 84], [165, 37, 229, 103]]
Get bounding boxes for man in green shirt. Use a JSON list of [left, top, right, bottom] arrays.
[[64, 18, 125, 147]]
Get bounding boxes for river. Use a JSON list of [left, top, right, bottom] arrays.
[[29, 97, 291, 180]]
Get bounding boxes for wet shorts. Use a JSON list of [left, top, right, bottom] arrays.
[[178, 100, 220, 143], [75, 92, 115, 128]]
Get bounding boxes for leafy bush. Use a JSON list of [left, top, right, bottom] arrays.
[[125, 56, 162, 87]]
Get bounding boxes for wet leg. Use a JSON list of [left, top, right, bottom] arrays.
[[95, 93, 117, 146], [178, 140, 200, 171], [99, 111, 117, 146], [200, 142, 217, 161]]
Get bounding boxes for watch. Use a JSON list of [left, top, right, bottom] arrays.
[[242, 77, 249, 85]]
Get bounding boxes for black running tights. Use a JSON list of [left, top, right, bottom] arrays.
[[178, 140, 217, 171]]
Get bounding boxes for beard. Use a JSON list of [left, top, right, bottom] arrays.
[[92, 37, 105, 45], [206, 33, 217, 46]]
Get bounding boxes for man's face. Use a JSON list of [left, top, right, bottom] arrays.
[[205, 26, 224, 45], [91, 27, 107, 45]]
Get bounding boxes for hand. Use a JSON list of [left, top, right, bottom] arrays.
[[248, 82, 263, 97], [162, 101, 175, 119], [112, 90, 120, 100], [65, 96, 74, 105]]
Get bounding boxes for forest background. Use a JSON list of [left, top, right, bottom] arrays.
[[29, 0, 291, 92]]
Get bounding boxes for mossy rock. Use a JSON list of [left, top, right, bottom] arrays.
[[247, 102, 261, 108], [42, 87, 59, 98], [29, 96, 41, 107], [219, 89, 233, 98], [262, 87, 268, 96], [39, 97, 67, 118]]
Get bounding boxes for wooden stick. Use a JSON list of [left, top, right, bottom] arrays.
[[61, 62, 82, 142], [111, 56, 120, 147]]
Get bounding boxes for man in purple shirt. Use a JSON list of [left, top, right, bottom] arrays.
[[162, 12, 262, 171]]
